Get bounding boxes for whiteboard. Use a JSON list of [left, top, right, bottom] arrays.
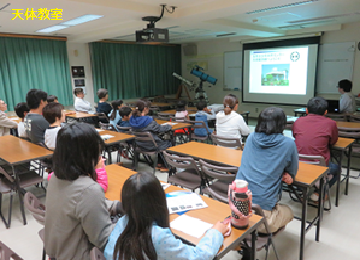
[[317, 42, 355, 94], [224, 51, 242, 91]]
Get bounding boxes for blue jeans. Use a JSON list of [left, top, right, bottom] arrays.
[[328, 162, 339, 187]]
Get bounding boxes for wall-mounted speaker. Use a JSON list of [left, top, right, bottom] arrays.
[[183, 44, 197, 57]]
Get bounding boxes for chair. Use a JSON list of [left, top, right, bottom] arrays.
[[163, 151, 202, 192], [325, 114, 347, 122], [348, 115, 360, 122], [298, 155, 331, 210], [242, 204, 280, 260], [96, 113, 110, 124], [211, 132, 242, 150], [337, 127, 360, 178], [23, 192, 46, 260], [149, 106, 160, 117], [133, 131, 167, 173], [199, 159, 237, 203], [99, 122, 114, 130], [0, 241, 24, 260], [157, 113, 171, 121], [185, 120, 211, 143], [90, 247, 106, 260], [0, 166, 43, 228]]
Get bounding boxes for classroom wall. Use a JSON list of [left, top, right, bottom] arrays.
[[181, 21, 360, 117], [66, 42, 96, 107]]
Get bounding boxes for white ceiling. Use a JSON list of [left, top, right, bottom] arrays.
[[1, 0, 360, 43]]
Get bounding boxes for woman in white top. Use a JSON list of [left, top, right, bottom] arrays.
[[216, 94, 250, 149]]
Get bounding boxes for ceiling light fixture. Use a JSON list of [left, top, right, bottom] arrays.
[[246, 0, 319, 15], [59, 14, 103, 26], [36, 26, 67, 33]]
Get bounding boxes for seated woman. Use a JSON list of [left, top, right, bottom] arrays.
[[45, 123, 120, 260], [216, 94, 250, 149], [236, 107, 298, 235], [129, 100, 172, 171], [104, 171, 229, 260]]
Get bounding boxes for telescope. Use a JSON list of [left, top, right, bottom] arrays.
[[172, 73, 197, 89], [190, 66, 217, 85]]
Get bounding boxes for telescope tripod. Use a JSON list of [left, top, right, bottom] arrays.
[[176, 84, 191, 100]]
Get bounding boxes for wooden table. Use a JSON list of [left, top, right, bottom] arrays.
[[331, 137, 355, 206], [167, 142, 328, 260], [96, 130, 135, 164], [0, 135, 53, 228], [336, 121, 360, 128], [151, 102, 174, 108], [155, 119, 192, 131], [66, 112, 97, 119], [161, 107, 198, 115], [105, 164, 264, 260]]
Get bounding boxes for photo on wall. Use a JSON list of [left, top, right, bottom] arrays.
[[261, 64, 290, 86]]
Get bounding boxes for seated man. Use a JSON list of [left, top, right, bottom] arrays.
[[293, 96, 338, 201], [337, 79, 356, 114], [24, 89, 49, 144], [236, 107, 298, 235], [0, 99, 18, 136], [74, 88, 94, 113]]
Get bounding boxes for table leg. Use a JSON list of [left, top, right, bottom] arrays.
[[12, 165, 27, 225], [251, 230, 256, 260], [300, 186, 308, 260], [336, 150, 343, 207], [107, 147, 112, 165], [345, 145, 352, 195], [316, 177, 324, 241]]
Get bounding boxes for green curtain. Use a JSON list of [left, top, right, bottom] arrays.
[[90, 42, 181, 101], [0, 37, 73, 110]]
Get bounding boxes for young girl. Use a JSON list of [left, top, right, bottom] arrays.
[[130, 100, 172, 171], [104, 172, 229, 260], [216, 94, 250, 149], [45, 123, 117, 260], [109, 100, 123, 130], [175, 100, 189, 121]]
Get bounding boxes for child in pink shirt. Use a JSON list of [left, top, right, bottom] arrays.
[[48, 157, 108, 192]]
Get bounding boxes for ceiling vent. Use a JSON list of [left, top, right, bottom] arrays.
[[246, 0, 319, 15]]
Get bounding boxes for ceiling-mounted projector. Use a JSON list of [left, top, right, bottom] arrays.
[[136, 4, 176, 44]]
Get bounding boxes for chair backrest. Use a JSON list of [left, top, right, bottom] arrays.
[[199, 159, 237, 182], [96, 113, 109, 123], [23, 192, 46, 225], [171, 116, 185, 122], [337, 127, 360, 139], [90, 247, 106, 260], [298, 154, 326, 167], [325, 114, 346, 122], [116, 126, 131, 133], [211, 132, 242, 149], [0, 241, 24, 260], [157, 113, 171, 121], [133, 131, 158, 148], [348, 115, 360, 122], [99, 122, 114, 130], [163, 151, 201, 174], [185, 120, 207, 129]]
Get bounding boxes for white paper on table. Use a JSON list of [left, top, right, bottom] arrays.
[[161, 122, 178, 125], [100, 135, 114, 140], [9, 117, 19, 121], [161, 182, 171, 190], [170, 215, 213, 238], [96, 129, 105, 132], [166, 192, 208, 214]]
